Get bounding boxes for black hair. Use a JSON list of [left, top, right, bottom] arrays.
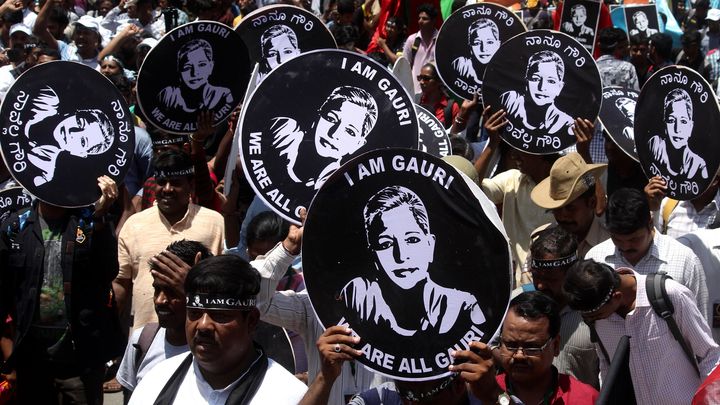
[[695, 0, 709, 9], [107, 73, 131, 94], [337, 0, 354, 15], [417, 3, 438, 19], [629, 33, 649, 46], [450, 135, 474, 161], [166, 239, 213, 266], [530, 226, 577, 261], [246, 211, 290, 248], [37, 47, 61, 60], [541, 152, 561, 165], [508, 291, 561, 338], [650, 33, 673, 60], [48, 6, 70, 26], [598, 27, 628, 55], [605, 187, 650, 234], [153, 149, 194, 179], [331, 24, 358, 47], [2, 10, 22, 24], [185, 255, 261, 298], [421, 62, 438, 77], [681, 30, 702, 46], [562, 259, 620, 312]]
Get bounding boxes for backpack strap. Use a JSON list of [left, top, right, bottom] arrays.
[[661, 199, 679, 234], [645, 273, 700, 377], [133, 322, 161, 375]]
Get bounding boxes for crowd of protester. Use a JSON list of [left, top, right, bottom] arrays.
[[0, 0, 720, 403]]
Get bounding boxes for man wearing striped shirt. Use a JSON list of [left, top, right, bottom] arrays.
[[585, 188, 710, 320], [564, 260, 720, 404]]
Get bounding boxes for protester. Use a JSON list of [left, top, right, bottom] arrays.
[[402, 3, 438, 94], [34, 0, 102, 69], [114, 149, 224, 331], [528, 226, 600, 388], [563, 259, 720, 405], [128, 255, 308, 403], [646, 174, 720, 238], [116, 239, 211, 397], [595, 27, 640, 90], [629, 33, 651, 86], [585, 187, 710, 318], [0, 176, 125, 403], [531, 152, 609, 257]]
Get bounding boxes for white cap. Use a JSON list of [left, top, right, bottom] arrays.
[[137, 37, 158, 50], [707, 8, 720, 21], [75, 15, 100, 32], [9, 23, 32, 37]]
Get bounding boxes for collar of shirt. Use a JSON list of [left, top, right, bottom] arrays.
[[156, 202, 198, 231], [580, 215, 609, 251], [193, 351, 263, 401], [595, 54, 615, 63]]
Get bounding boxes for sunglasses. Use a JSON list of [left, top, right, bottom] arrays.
[[417, 75, 435, 82]]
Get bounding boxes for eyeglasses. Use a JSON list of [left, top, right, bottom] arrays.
[[497, 336, 553, 357], [417, 75, 435, 82]]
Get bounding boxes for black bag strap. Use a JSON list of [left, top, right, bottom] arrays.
[[133, 322, 161, 375], [410, 35, 422, 66], [443, 99, 455, 129], [587, 320, 612, 364], [646, 273, 701, 377]]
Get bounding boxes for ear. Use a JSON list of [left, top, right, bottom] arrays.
[[193, 251, 202, 265], [551, 335, 560, 356], [427, 234, 436, 261], [246, 308, 260, 333]]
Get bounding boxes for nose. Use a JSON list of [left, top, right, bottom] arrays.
[[154, 290, 168, 306], [162, 182, 173, 193], [478, 41, 485, 52], [537, 78, 546, 91], [391, 239, 408, 264], [197, 312, 214, 331]]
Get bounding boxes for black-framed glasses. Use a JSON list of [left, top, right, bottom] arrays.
[[417, 75, 435, 82], [497, 336, 553, 357]]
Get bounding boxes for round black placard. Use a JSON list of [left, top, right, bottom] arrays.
[[483, 30, 602, 154], [0, 187, 31, 224], [302, 148, 512, 381], [239, 49, 419, 225], [559, 0, 601, 54], [416, 105, 451, 158], [136, 21, 250, 134], [0, 61, 135, 207], [236, 4, 336, 83], [435, 3, 526, 101], [634, 66, 720, 200], [598, 86, 639, 162]]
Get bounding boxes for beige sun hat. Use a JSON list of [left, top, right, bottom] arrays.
[[531, 152, 607, 209]]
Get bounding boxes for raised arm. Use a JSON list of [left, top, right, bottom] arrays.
[[33, 0, 59, 50]]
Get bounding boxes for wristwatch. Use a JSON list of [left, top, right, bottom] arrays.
[[497, 392, 511, 405]]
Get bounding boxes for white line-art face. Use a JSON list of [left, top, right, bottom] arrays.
[[52, 110, 113, 158], [313, 86, 378, 161], [633, 11, 649, 31], [366, 190, 436, 290], [261, 25, 300, 71], [527, 52, 565, 107], [664, 90, 694, 149], [469, 19, 500, 65], [615, 97, 636, 121], [571, 5, 587, 26], [179, 42, 214, 90]]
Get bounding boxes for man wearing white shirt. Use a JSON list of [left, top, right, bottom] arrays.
[[563, 260, 720, 405], [585, 187, 710, 319], [677, 227, 720, 343], [128, 255, 307, 404]]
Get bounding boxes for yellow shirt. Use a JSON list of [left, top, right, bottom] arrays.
[[481, 169, 554, 277], [118, 204, 224, 329]]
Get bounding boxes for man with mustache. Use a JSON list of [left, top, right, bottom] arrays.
[[128, 255, 307, 404], [114, 150, 224, 331], [531, 152, 609, 258], [584, 187, 710, 320], [116, 239, 212, 398]]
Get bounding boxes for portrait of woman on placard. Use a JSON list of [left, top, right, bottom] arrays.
[[451, 18, 501, 88], [22, 86, 115, 187], [500, 50, 575, 137], [257, 25, 301, 82], [341, 185, 485, 337], [270, 85, 378, 189], [158, 38, 233, 113], [647, 88, 708, 181]]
